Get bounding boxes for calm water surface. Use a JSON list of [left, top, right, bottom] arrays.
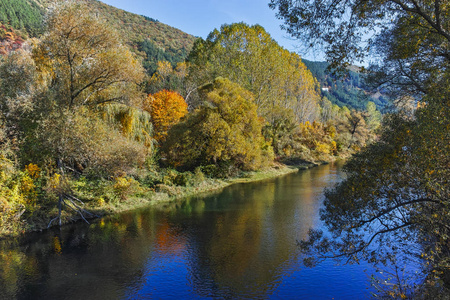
[[0, 163, 376, 299]]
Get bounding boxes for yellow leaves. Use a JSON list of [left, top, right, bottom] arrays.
[[52, 236, 62, 254], [113, 176, 136, 200], [38, 1, 145, 109], [315, 142, 331, 154], [189, 23, 320, 121], [24, 163, 40, 179], [156, 61, 173, 78], [19, 175, 34, 195], [162, 78, 272, 171], [48, 173, 61, 190], [145, 90, 188, 143], [331, 141, 338, 155]]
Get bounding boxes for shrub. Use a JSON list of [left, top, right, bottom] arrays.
[[162, 78, 273, 175]]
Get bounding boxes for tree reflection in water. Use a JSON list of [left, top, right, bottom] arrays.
[[0, 163, 376, 299]]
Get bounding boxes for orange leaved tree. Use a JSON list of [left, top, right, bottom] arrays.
[[145, 90, 188, 143]]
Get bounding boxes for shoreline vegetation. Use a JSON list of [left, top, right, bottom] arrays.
[[0, 1, 377, 242], [1, 0, 448, 297], [0, 160, 331, 239]]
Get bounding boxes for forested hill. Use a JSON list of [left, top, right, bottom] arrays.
[[0, 0, 196, 74], [0, 0, 43, 37], [302, 59, 390, 111], [2, 0, 385, 109], [77, 0, 196, 73]]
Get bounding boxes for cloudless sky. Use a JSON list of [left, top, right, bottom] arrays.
[[99, 0, 325, 61]]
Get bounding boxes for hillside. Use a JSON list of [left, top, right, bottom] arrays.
[[0, 0, 43, 37], [1, 0, 386, 110], [1, 0, 196, 74], [81, 0, 196, 73], [302, 59, 390, 111]]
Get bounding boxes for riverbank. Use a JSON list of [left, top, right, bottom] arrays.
[[0, 162, 373, 300], [1, 162, 315, 239], [89, 163, 302, 217]]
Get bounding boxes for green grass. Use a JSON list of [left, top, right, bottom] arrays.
[[0, 164, 306, 239]]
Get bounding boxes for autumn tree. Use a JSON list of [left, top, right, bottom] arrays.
[[162, 78, 273, 176], [144, 90, 188, 143], [269, 0, 449, 95], [338, 110, 370, 150], [30, 0, 148, 170], [34, 1, 144, 111], [187, 23, 320, 122], [0, 49, 38, 141], [270, 0, 450, 295], [28, 1, 148, 226], [300, 90, 450, 295]]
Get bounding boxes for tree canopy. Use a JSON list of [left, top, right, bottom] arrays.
[[270, 0, 450, 295], [145, 90, 188, 143], [269, 0, 449, 95], [187, 23, 320, 123], [162, 77, 273, 175]]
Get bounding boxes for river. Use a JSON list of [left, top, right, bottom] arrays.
[[0, 163, 377, 299]]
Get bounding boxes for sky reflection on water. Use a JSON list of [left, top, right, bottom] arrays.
[[0, 164, 377, 299]]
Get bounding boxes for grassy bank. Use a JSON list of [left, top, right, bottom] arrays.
[[89, 164, 301, 216], [1, 163, 308, 239]]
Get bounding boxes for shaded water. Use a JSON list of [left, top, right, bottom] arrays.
[[0, 163, 376, 299]]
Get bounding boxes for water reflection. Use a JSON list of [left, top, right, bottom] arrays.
[[0, 163, 374, 299]]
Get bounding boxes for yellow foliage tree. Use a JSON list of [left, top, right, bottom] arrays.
[[145, 90, 188, 143], [162, 78, 273, 175]]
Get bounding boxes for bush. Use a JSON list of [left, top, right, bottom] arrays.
[[162, 78, 273, 175], [113, 176, 138, 201]]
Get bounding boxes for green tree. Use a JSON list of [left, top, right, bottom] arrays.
[[162, 78, 273, 176], [365, 101, 382, 132], [187, 23, 320, 123], [0, 0, 43, 37]]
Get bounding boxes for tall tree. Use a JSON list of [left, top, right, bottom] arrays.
[[30, 0, 147, 226], [269, 0, 449, 95], [187, 23, 320, 123], [34, 1, 144, 111], [270, 0, 450, 295]]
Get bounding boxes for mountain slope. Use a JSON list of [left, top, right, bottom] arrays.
[[0, 0, 43, 37], [85, 0, 196, 73], [1, 0, 196, 74], [302, 59, 390, 111]]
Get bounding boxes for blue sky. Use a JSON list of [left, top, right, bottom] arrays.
[[100, 0, 325, 61]]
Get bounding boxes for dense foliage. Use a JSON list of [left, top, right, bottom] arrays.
[[145, 90, 188, 143], [187, 23, 381, 160], [0, 0, 382, 239], [187, 23, 321, 122], [0, 1, 152, 231], [270, 0, 450, 296], [162, 78, 273, 175], [0, 0, 43, 37]]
